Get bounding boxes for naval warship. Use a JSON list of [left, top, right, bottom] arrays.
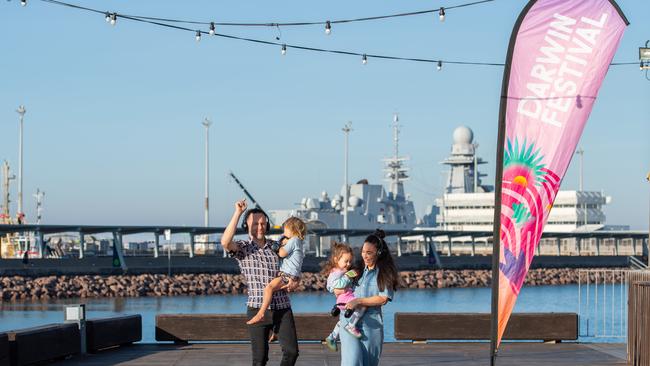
[[269, 115, 417, 232]]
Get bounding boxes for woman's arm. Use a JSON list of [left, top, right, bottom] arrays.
[[345, 295, 389, 309]]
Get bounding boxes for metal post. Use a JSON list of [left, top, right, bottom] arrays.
[[342, 122, 353, 239], [646, 171, 650, 267], [447, 239, 452, 256], [189, 233, 195, 258], [576, 147, 584, 192], [471, 237, 476, 257], [112, 231, 127, 272], [78, 231, 85, 259], [15, 106, 26, 216], [473, 145, 478, 193], [397, 237, 402, 257], [153, 232, 160, 258], [202, 118, 212, 227], [422, 236, 428, 257], [37, 231, 44, 258], [164, 229, 172, 276], [557, 237, 561, 256]]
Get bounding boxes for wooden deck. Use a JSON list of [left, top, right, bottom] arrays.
[[52, 342, 627, 366]]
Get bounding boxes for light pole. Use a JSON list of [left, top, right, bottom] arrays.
[[342, 122, 353, 239], [646, 172, 650, 268], [16, 105, 26, 217], [202, 117, 212, 228], [576, 147, 584, 191], [575, 147, 586, 226]]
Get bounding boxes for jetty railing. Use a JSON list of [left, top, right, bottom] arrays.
[[628, 281, 650, 365], [578, 269, 650, 339]]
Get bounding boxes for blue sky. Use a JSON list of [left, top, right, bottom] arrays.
[[0, 0, 648, 229]]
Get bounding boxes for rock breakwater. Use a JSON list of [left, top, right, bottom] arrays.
[[0, 268, 624, 301]]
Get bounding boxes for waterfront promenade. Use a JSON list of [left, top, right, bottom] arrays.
[[51, 342, 627, 366]]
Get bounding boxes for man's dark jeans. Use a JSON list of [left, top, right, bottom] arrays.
[[247, 307, 299, 366]]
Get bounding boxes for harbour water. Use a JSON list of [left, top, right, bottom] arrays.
[[0, 285, 625, 343]]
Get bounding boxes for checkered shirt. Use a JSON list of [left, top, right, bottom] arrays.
[[231, 238, 291, 310]]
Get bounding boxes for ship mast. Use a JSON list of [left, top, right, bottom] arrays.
[[383, 114, 409, 200], [1, 161, 16, 222]]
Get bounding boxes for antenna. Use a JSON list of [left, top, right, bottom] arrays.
[[33, 188, 45, 224]]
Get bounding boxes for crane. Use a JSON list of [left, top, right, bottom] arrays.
[[228, 171, 275, 226]]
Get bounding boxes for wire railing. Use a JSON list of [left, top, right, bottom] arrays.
[[578, 269, 650, 339]]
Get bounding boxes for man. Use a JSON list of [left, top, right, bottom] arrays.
[[221, 199, 299, 366]]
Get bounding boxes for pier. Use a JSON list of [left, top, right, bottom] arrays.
[[0, 311, 629, 366], [1, 224, 647, 262], [49, 342, 627, 366]]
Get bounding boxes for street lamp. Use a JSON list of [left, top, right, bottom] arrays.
[[202, 118, 212, 228], [575, 147, 587, 226], [342, 122, 353, 239], [640, 41, 650, 70], [15, 105, 26, 217]]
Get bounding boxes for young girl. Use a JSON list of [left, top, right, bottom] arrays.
[[247, 216, 306, 325], [322, 242, 366, 352]]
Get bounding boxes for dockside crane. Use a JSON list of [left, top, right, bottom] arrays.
[[228, 171, 275, 226]]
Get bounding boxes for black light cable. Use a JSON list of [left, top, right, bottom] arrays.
[[25, 0, 640, 69]]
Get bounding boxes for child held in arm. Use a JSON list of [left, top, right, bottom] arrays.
[[247, 217, 306, 325], [322, 242, 366, 351]]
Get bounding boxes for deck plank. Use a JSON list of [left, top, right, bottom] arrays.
[[51, 342, 627, 366]]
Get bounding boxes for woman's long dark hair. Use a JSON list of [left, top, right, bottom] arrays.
[[363, 229, 402, 292]]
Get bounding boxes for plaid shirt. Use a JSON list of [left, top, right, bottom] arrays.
[[231, 238, 291, 310]]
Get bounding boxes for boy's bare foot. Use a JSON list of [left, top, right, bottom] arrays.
[[268, 332, 278, 343], [246, 313, 264, 325]]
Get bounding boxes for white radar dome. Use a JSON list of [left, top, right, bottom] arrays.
[[452, 126, 474, 144]]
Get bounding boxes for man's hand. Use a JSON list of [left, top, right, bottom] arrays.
[[235, 199, 247, 215], [281, 278, 300, 292]]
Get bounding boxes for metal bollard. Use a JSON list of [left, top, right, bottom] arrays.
[[64, 304, 86, 354]]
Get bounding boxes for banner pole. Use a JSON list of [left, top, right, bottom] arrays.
[[489, 2, 538, 363], [489, 90, 506, 366]]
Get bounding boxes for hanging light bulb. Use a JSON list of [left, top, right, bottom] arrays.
[[362, 54, 368, 65], [105, 12, 111, 23], [325, 21, 332, 35], [437, 60, 443, 71], [209, 22, 215, 36], [195, 30, 202, 42], [110, 13, 117, 26], [439, 7, 446, 22], [20, 0, 26, 6], [281, 44, 287, 56]]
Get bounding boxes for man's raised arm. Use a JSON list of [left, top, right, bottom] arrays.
[[221, 199, 247, 254]]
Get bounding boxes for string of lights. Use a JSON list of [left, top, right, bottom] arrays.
[[16, 0, 640, 68], [43, 0, 494, 28]]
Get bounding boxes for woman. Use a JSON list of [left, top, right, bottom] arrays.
[[339, 229, 401, 366]]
